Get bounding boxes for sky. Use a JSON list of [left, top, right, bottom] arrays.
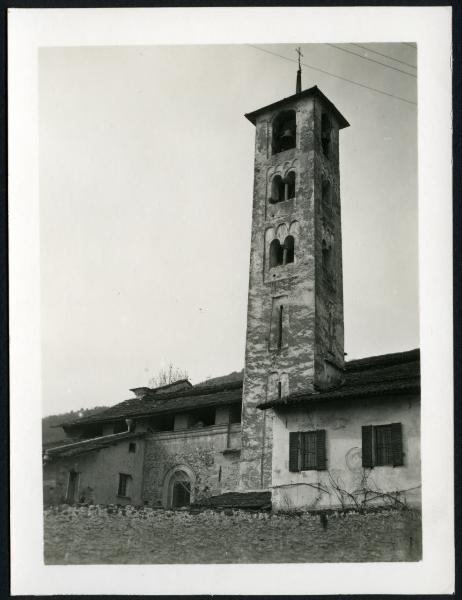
[[39, 43, 418, 416]]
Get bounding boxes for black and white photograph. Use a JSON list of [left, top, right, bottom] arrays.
[[8, 6, 453, 595]]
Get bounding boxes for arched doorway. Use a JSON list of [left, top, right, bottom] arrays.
[[162, 465, 196, 509]]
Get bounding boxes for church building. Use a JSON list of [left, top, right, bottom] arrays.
[[43, 75, 421, 512]]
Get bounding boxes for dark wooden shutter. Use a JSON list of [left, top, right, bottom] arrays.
[[362, 425, 373, 468], [316, 429, 327, 470], [391, 422, 403, 466], [289, 432, 300, 472]]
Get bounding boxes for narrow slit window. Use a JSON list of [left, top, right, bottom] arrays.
[[278, 381, 282, 399], [278, 305, 284, 350]]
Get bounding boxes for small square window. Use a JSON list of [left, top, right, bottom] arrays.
[[128, 442, 136, 453]]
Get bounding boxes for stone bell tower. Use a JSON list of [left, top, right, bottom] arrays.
[[239, 83, 349, 490]]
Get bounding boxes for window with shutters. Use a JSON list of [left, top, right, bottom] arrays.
[[289, 430, 327, 472], [361, 423, 403, 468]]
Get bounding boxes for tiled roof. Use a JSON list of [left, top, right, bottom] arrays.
[[59, 349, 420, 428], [258, 349, 420, 410], [61, 380, 243, 428], [194, 491, 272, 510], [44, 431, 145, 459]]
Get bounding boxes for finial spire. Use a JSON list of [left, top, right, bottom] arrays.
[[295, 46, 303, 93]]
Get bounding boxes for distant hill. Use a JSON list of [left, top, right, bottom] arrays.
[[196, 370, 244, 387], [42, 406, 108, 445]]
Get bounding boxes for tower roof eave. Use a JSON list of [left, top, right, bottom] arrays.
[[244, 85, 350, 129]]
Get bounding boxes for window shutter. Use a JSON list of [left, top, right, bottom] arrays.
[[391, 422, 403, 466], [289, 432, 300, 472], [316, 429, 327, 470], [362, 425, 373, 468]]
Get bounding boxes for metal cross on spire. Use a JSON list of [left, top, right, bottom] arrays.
[[296, 46, 303, 70], [295, 46, 303, 93]]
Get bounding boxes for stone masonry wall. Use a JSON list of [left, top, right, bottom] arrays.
[[44, 504, 422, 564], [142, 424, 241, 507], [313, 97, 345, 389], [240, 97, 317, 491], [240, 92, 347, 490]]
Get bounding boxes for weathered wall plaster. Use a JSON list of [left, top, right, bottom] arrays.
[[240, 93, 345, 490], [271, 394, 421, 510], [43, 439, 146, 506]]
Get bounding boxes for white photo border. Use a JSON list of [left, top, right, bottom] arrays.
[[8, 6, 453, 595]]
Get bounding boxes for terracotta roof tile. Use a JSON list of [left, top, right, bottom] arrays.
[[61, 380, 243, 428], [59, 349, 420, 428], [44, 431, 145, 459], [258, 349, 420, 409]]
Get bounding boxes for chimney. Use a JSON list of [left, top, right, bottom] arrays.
[[130, 387, 150, 399], [296, 68, 302, 94]]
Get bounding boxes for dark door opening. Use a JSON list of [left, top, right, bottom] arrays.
[[172, 480, 191, 508], [66, 470, 79, 503]]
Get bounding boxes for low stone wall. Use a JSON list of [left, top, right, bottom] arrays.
[[44, 504, 421, 564]]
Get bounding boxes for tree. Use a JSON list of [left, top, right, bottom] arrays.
[[148, 363, 189, 388]]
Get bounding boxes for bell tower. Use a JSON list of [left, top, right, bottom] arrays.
[[239, 84, 349, 490]]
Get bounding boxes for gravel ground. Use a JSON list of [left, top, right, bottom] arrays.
[[44, 505, 422, 564]]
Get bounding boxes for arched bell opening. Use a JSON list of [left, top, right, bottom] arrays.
[[272, 110, 296, 155]]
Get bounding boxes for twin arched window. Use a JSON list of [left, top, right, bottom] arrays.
[[269, 235, 295, 268], [270, 171, 296, 204]]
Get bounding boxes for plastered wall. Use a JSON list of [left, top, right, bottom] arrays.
[[271, 394, 421, 510], [43, 439, 146, 506]]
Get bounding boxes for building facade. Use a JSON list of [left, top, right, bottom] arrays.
[[42, 83, 421, 511]]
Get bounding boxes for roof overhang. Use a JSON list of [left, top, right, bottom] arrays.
[[257, 382, 420, 411], [245, 85, 350, 129]]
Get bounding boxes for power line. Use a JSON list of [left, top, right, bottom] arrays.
[[402, 43, 417, 50], [248, 45, 417, 106], [327, 43, 417, 78], [351, 43, 417, 69]]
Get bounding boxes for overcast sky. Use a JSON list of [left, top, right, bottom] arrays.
[[39, 43, 418, 416]]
